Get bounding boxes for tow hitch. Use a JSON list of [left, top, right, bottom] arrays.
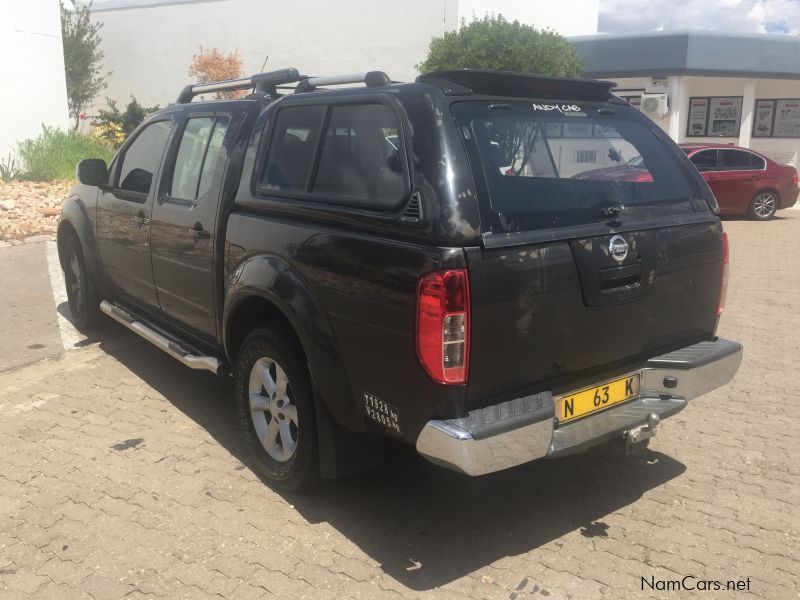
[[626, 412, 660, 453], [611, 413, 660, 454]]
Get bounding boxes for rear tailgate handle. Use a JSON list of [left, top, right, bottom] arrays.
[[600, 263, 641, 291]]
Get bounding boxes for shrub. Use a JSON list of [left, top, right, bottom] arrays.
[[17, 126, 115, 181], [95, 95, 160, 146], [0, 155, 19, 183], [417, 15, 584, 77]]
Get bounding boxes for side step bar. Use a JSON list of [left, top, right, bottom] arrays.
[[100, 300, 225, 375]]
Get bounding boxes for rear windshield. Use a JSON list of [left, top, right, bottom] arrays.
[[454, 102, 699, 232]]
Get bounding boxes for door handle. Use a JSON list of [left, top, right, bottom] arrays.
[[191, 222, 210, 240], [134, 211, 150, 226]]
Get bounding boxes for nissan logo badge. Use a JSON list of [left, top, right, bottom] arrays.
[[609, 235, 629, 262]]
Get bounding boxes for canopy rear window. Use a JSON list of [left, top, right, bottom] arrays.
[[454, 102, 699, 233]]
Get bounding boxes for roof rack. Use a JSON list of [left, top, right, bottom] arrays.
[[177, 67, 302, 103], [294, 71, 390, 93], [177, 69, 392, 103]]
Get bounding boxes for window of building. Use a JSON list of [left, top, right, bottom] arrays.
[[261, 105, 326, 193], [575, 150, 598, 163], [686, 97, 743, 137], [169, 116, 230, 202], [117, 121, 173, 195], [312, 104, 406, 206]]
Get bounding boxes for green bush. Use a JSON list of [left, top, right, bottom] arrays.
[[17, 125, 115, 181], [417, 15, 584, 77]]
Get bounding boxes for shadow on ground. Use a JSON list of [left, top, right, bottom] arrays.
[[89, 322, 685, 591]]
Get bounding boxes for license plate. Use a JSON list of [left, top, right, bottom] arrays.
[[556, 373, 640, 424]]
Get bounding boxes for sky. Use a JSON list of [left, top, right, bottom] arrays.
[[599, 0, 800, 34], [80, 0, 800, 35]]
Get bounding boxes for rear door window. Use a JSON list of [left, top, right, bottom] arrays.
[[721, 149, 763, 171], [312, 104, 405, 207], [454, 102, 699, 233], [261, 105, 326, 193]]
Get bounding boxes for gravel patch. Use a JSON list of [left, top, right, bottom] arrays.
[[0, 180, 73, 242]]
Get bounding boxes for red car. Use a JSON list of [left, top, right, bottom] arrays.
[[681, 144, 799, 220]]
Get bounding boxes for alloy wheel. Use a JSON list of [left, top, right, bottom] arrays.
[[248, 356, 299, 462], [753, 192, 776, 218]]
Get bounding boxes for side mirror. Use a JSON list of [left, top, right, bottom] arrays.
[[76, 158, 108, 187]]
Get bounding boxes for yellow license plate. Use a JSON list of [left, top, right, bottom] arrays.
[[556, 373, 640, 424]]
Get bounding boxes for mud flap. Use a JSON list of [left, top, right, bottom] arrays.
[[311, 373, 385, 479]]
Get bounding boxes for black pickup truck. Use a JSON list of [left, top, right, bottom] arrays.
[[59, 68, 742, 490]]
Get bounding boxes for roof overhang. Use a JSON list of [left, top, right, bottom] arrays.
[[570, 30, 800, 81]]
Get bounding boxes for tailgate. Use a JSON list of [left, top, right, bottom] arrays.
[[452, 100, 723, 406], [465, 220, 723, 405]]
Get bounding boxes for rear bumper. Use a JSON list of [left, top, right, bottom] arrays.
[[781, 187, 799, 209], [415, 338, 743, 476]]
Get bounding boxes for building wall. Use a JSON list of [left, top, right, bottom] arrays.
[[87, 0, 599, 110], [611, 75, 800, 168], [0, 0, 70, 160]]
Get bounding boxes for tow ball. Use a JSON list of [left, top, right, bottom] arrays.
[[620, 413, 660, 454]]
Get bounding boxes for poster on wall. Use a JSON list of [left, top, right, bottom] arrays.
[[708, 97, 742, 136], [753, 100, 775, 137], [774, 99, 800, 137], [687, 98, 709, 136]]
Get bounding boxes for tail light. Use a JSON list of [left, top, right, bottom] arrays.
[[416, 269, 470, 384], [717, 232, 729, 317], [793, 170, 798, 187]]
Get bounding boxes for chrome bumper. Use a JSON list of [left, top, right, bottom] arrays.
[[416, 338, 743, 476]]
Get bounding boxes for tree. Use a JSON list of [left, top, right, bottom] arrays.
[[417, 15, 584, 77], [60, 1, 109, 129], [188, 47, 245, 99]]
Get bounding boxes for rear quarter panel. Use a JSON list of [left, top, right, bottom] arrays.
[[224, 212, 468, 441]]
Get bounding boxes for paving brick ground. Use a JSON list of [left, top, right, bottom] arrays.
[[1, 213, 798, 599]]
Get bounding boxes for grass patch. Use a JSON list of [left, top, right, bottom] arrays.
[[17, 126, 115, 181]]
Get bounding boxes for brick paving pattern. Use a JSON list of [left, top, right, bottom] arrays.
[[0, 214, 798, 599]]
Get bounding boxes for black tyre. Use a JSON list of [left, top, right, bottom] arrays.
[[61, 235, 101, 331], [749, 190, 778, 220], [234, 325, 318, 491]]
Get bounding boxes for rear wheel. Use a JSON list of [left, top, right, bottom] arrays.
[[234, 326, 318, 491], [61, 235, 101, 331], [749, 191, 778, 220]]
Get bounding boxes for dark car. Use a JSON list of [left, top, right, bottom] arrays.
[[58, 68, 742, 490], [681, 144, 799, 219]]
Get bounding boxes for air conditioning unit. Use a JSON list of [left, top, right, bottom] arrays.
[[640, 93, 669, 116]]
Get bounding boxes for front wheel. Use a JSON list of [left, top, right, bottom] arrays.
[[749, 191, 778, 220], [61, 236, 101, 331], [234, 326, 318, 491]]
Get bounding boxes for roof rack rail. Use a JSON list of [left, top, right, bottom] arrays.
[[294, 71, 390, 93], [177, 67, 302, 103]]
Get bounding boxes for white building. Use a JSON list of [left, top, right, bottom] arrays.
[[83, 0, 599, 109], [0, 0, 70, 160], [572, 31, 800, 167]]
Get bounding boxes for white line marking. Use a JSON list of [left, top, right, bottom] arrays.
[[45, 241, 84, 351]]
